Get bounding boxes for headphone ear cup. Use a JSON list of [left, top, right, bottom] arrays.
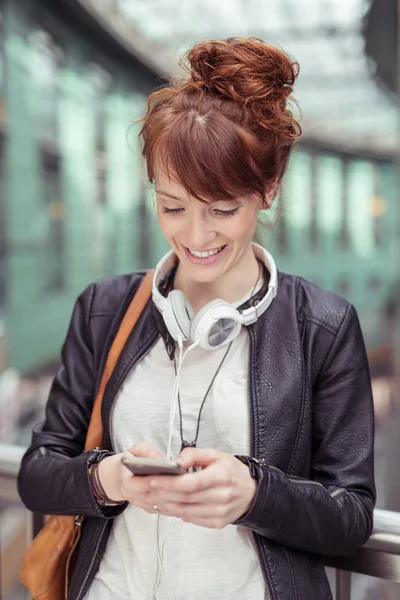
[[190, 299, 242, 350], [168, 290, 193, 341]]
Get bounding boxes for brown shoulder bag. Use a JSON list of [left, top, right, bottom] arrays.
[[19, 270, 154, 600]]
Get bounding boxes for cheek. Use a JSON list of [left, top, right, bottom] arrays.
[[157, 211, 176, 240], [231, 211, 258, 241]]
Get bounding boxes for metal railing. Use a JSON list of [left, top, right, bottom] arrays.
[[1, 443, 400, 599], [325, 509, 400, 598]]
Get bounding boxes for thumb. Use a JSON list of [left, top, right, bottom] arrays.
[[176, 447, 222, 469], [127, 441, 164, 460]]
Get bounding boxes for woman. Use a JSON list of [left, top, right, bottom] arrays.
[[18, 38, 375, 600]]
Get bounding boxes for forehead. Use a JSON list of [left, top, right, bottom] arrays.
[[151, 149, 250, 204], [154, 163, 181, 189], [154, 161, 220, 204]]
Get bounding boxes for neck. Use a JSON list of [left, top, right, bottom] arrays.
[[173, 244, 260, 313]]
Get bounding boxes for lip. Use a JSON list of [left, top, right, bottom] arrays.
[[181, 243, 228, 265]]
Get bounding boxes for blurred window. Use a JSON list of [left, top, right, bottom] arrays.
[[337, 277, 351, 296], [310, 275, 322, 288], [347, 158, 375, 257], [42, 152, 64, 292], [315, 153, 342, 246], [28, 27, 64, 141], [370, 162, 387, 247], [284, 149, 313, 239], [277, 185, 287, 253], [368, 275, 381, 290], [86, 62, 112, 266], [340, 157, 350, 251], [96, 161, 107, 207], [85, 62, 113, 153], [309, 149, 318, 251], [0, 7, 4, 309], [0, 7, 5, 125], [0, 135, 5, 309]]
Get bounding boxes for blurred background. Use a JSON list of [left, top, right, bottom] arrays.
[[0, 0, 400, 598]]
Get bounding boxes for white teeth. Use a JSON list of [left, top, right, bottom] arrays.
[[188, 246, 224, 258]]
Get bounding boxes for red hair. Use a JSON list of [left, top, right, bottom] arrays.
[[139, 37, 301, 203]]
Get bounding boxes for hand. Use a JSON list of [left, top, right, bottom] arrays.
[[145, 448, 258, 528], [97, 441, 164, 505]]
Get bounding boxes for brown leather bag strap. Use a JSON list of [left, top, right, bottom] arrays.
[[85, 270, 155, 450]]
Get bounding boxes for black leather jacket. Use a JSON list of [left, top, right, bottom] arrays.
[[18, 269, 376, 600]]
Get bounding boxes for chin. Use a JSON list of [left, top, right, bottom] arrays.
[[186, 265, 223, 284]]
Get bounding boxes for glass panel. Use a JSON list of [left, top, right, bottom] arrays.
[[28, 28, 63, 141], [42, 157, 65, 292], [347, 159, 375, 258], [316, 154, 342, 236], [284, 150, 312, 232], [315, 154, 342, 253], [0, 8, 5, 124], [0, 10, 5, 309], [0, 136, 5, 309], [370, 163, 388, 248], [86, 62, 113, 153]]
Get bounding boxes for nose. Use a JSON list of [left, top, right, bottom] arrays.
[[185, 211, 215, 250]]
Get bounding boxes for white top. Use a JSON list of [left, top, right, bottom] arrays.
[[83, 281, 266, 600]]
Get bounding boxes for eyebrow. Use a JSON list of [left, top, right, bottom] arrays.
[[156, 189, 241, 205], [155, 189, 184, 201]]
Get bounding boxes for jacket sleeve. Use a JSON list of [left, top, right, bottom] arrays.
[[17, 283, 126, 519], [235, 303, 376, 557]]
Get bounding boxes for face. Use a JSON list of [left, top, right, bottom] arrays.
[[155, 165, 263, 285]]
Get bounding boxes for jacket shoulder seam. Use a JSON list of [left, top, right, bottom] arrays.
[[304, 315, 337, 336], [315, 303, 353, 382], [294, 275, 349, 336]]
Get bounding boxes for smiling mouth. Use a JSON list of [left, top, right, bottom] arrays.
[[186, 245, 226, 258]]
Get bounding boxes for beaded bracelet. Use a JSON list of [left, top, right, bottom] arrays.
[[89, 461, 125, 507]]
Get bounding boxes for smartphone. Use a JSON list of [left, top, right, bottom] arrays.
[[121, 454, 187, 476]]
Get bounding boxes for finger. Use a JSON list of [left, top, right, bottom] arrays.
[[150, 463, 228, 494], [120, 466, 154, 497], [127, 442, 164, 460], [176, 447, 222, 470], [149, 485, 232, 506]]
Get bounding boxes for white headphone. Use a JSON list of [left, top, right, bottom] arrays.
[[152, 243, 278, 351]]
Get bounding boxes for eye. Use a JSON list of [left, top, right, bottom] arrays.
[[213, 207, 240, 217], [162, 207, 184, 215]]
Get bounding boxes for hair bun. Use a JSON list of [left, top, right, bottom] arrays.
[[184, 37, 300, 135]]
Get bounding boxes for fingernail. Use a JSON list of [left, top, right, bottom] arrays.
[[176, 457, 184, 465]]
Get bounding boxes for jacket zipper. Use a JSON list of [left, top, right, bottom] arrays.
[[74, 331, 160, 599], [75, 520, 108, 600], [330, 487, 346, 499], [274, 467, 346, 498], [247, 326, 273, 600], [65, 516, 84, 600]]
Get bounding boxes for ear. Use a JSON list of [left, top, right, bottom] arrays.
[[262, 179, 279, 209]]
